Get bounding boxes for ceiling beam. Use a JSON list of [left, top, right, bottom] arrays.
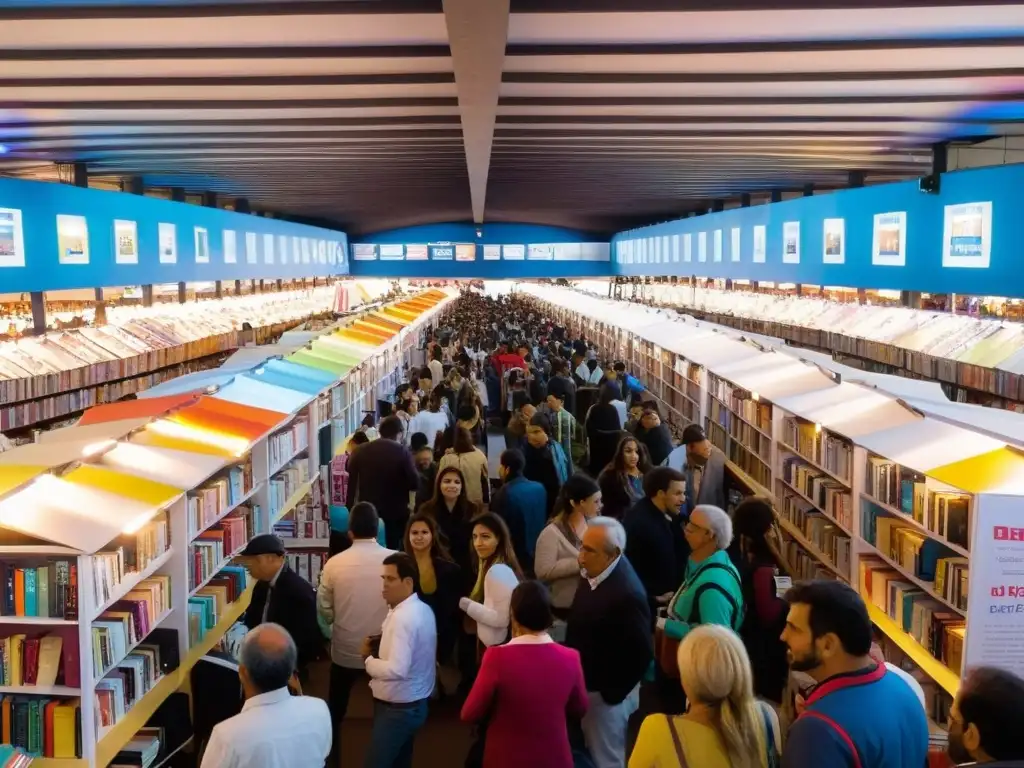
[[443, 0, 510, 223]]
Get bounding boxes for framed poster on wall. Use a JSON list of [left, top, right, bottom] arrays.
[[528, 244, 554, 260], [782, 221, 800, 264], [456, 244, 476, 261], [429, 242, 455, 260], [752, 225, 766, 263], [683, 233, 692, 262], [713, 230, 723, 263], [943, 201, 992, 269], [262, 233, 274, 264], [113, 219, 138, 265], [292, 236, 301, 264], [671, 234, 681, 262], [406, 244, 428, 260], [872, 211, 906, 267], [318, 240, 328, 264], [57, 214, 89, 265], [279, 235, 289, 264], [379, 244, 405, 261], [301, 238, 312, 263], [698, 232, 707, 262], [823, 218, 845, 264], [196, 227, 211, 264], [223, 230, 237, 264], [730, 227, 740, 263], [483, 244, 501, 261], [0, 209, 25, 269], [353, 243, 377, 261], [160, 222, 178, 264]]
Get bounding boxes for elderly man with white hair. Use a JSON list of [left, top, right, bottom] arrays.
[[656, 504, 745, 644], [565, 516, 653, 768]]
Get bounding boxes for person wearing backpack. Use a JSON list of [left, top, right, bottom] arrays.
[[654, 505, 744, 713]]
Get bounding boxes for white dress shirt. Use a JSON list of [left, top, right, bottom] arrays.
[[199, 687, 331, 768], [459, 563, 519, 647], [317, 540, 395, 668], [365, 593, 437, 703], [586, 555, 621, 591]]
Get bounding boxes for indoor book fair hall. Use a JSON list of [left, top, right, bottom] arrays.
[[1, 2, 1024, 768]]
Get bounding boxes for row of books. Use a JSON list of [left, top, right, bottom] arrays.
[[188, 462, 253, 539], [728, 414, 772, 462], [782, 418, 853, 483], [286, 552, 329, 588], [312, 394, 331, 427], [779, 533, 843, 583], [0, 563, 76, 621], [190, 513, 249, 592], [725, 436, 772, 489], [93, 517, 169, 613], [866, 457, 925, 517], [862, 505, 969, 610], [781, 458, 853, 531], [779, 493, 853, 577], [860, 558, 966, 677], [0, 634, 65, 689], [93, 576, 171, 678], [268, 461, 313, 520], [273, 479, 329, 543], [94, 641, 164, 736], [0, 697, 80, 759], [113, 726, 162, 768], [187, 567, 247, 647], [268, 419, 309, 474]]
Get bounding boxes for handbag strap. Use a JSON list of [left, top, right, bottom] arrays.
[[759, 702, 779, 768], [665, 715, 688, 768]]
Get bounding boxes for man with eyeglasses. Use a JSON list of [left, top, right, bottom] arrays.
[[948, 666, 1024, 766]]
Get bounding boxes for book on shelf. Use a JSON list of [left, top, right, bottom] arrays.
[[0, 634, 66, 688], [93, 516, 169, 611], [113, 725, 162, 768], [94, 642, 163, 735], [188, 462, 254, 537], [782, 458, 853, 531], [190, 513, 249, 592], [861, 503, 969, 610], [1, 562, 77, 620], [268, 419, 309, 472], [779, 534, 841, 582], [866, 456, 927, 523], [269, 461, 313, 517], [187, 567, 247, 646], [929, 491, 972, 553], [0, 696, 82, 759], [93, 576, 171, 678], [287, 551, 329, 588], [779, 495, 852, 577], [859, 558, 965, 678], [782, 418, 853, 482]]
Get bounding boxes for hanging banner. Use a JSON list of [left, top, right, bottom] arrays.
[[823, 218, 845, 265], [113, 219, 138, 265], [943, 201, 992, 269], [873, 211, 907, 267]]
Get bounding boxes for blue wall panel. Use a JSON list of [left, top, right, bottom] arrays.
[[0, 177, 348, 293], [613, 164, 1024, 297], [350, 222, 612, 278]]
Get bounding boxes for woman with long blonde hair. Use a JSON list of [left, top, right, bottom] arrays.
[[629, 624, 781, 768]]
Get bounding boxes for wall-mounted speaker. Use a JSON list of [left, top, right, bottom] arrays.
[[919, 173, 941, 195]]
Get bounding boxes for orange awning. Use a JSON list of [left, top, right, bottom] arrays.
[[77, 393, 199, 426]]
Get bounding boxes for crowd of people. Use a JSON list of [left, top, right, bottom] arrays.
[[203, 289, 1024, 768]]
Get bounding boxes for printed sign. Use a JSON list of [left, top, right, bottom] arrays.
[[353, 243, 377, 261], [783, 221, 800, 264], [698, 232, 707, 263], [683, 234, 692, 263], [318, 240, 327, 264], [456, 244, 476, 262], [713, 230, 723, 263], [528, 244, 555, 260], [752, 225, 766, 263], [872, 211, 907, 267], [160, 223, 178, 264], [196, 227, 211, 264], [730, 227, 741, 263], [406, 244, 428, 261], [262, 233, 274, 264], [503, 244, 525, 260], [483, 244, 501, 261], [943, 202, 992, 269], [0, 209, 24, 269], [823, 218, 845, 264], [279, 235, 289, 264], [671, 235, 681, 262], [223, 230, 237, 264], [245, 231, 257, 265], [113, 219, 138, 265], [429, 242, 455, 260], [301, 238, 312, 264], [57, 214, 89, 265], [379, 244, 405, 261]]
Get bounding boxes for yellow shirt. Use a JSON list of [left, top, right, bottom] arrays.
[[420, 562, 437, 595], [629, 715, 731, 768]]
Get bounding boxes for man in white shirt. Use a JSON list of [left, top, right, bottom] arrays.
[[362, 552, 437, 768], [200, 623, 331, 768], [317, 503, 394, 767]]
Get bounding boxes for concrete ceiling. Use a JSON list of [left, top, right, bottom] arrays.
[[0, 0, 1018, 234]]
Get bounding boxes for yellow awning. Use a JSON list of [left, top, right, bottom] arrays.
[[927, 446, 1024, 495], [62, 464, 183, 508], [130, 429, 240, 458], [0, 466, 46, 498]]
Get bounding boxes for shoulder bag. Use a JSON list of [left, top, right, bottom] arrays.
[[666, 715, 689, 767]]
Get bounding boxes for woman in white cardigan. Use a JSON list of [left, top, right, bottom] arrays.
[[459, 512, 523, 653], [534, 474, 603, 633]]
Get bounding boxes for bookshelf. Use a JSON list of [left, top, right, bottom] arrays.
[[0, 288, 452, 765], [521, 281, 1024, 729]]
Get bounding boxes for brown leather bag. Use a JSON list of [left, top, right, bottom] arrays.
[[655, 625, 681, 679]]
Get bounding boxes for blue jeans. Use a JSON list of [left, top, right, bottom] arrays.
[[365, 698, 428, 768]]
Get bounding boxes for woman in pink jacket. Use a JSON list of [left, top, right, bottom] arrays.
[[461, 580, 589, 768]]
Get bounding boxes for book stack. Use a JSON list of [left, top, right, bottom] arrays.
[[0, 697, 81, 758], [782, 458, 853, 530], [928, 491, 972, 553], [94, 643, 163, 735], [286, 552, 329, 588], [190, 513, 248, 591], [268, 461, 312, 519], [93, 576, 171, 677], [0, 634, 65, 688], [268, 418, 309, 473], [187, 567, 248, 646], [113, 726, 161, 767], [0, 562, 77, 619], [187, 462, 253, 538], [859, 558, 966, 677]]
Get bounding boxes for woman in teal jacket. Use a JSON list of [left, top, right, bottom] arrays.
[[657, 504, 744, 642]]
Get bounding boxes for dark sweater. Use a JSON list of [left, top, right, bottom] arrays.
[[565, 557, 652, 705], [346, 438, 419, 525], [623, 497, 690, 611], [244, 565, 322, 672]]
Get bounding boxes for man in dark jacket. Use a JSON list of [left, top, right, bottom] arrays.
[[948, 666, 1024, 767], [624, 466, 690, 615], [491, 448, 547, 571], [346, 415, 419, 549], [566, 517, 652, 768], [241, 534, 322, 681]]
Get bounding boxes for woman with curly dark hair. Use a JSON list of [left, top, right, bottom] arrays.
[[597, 434, 652, 520]]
